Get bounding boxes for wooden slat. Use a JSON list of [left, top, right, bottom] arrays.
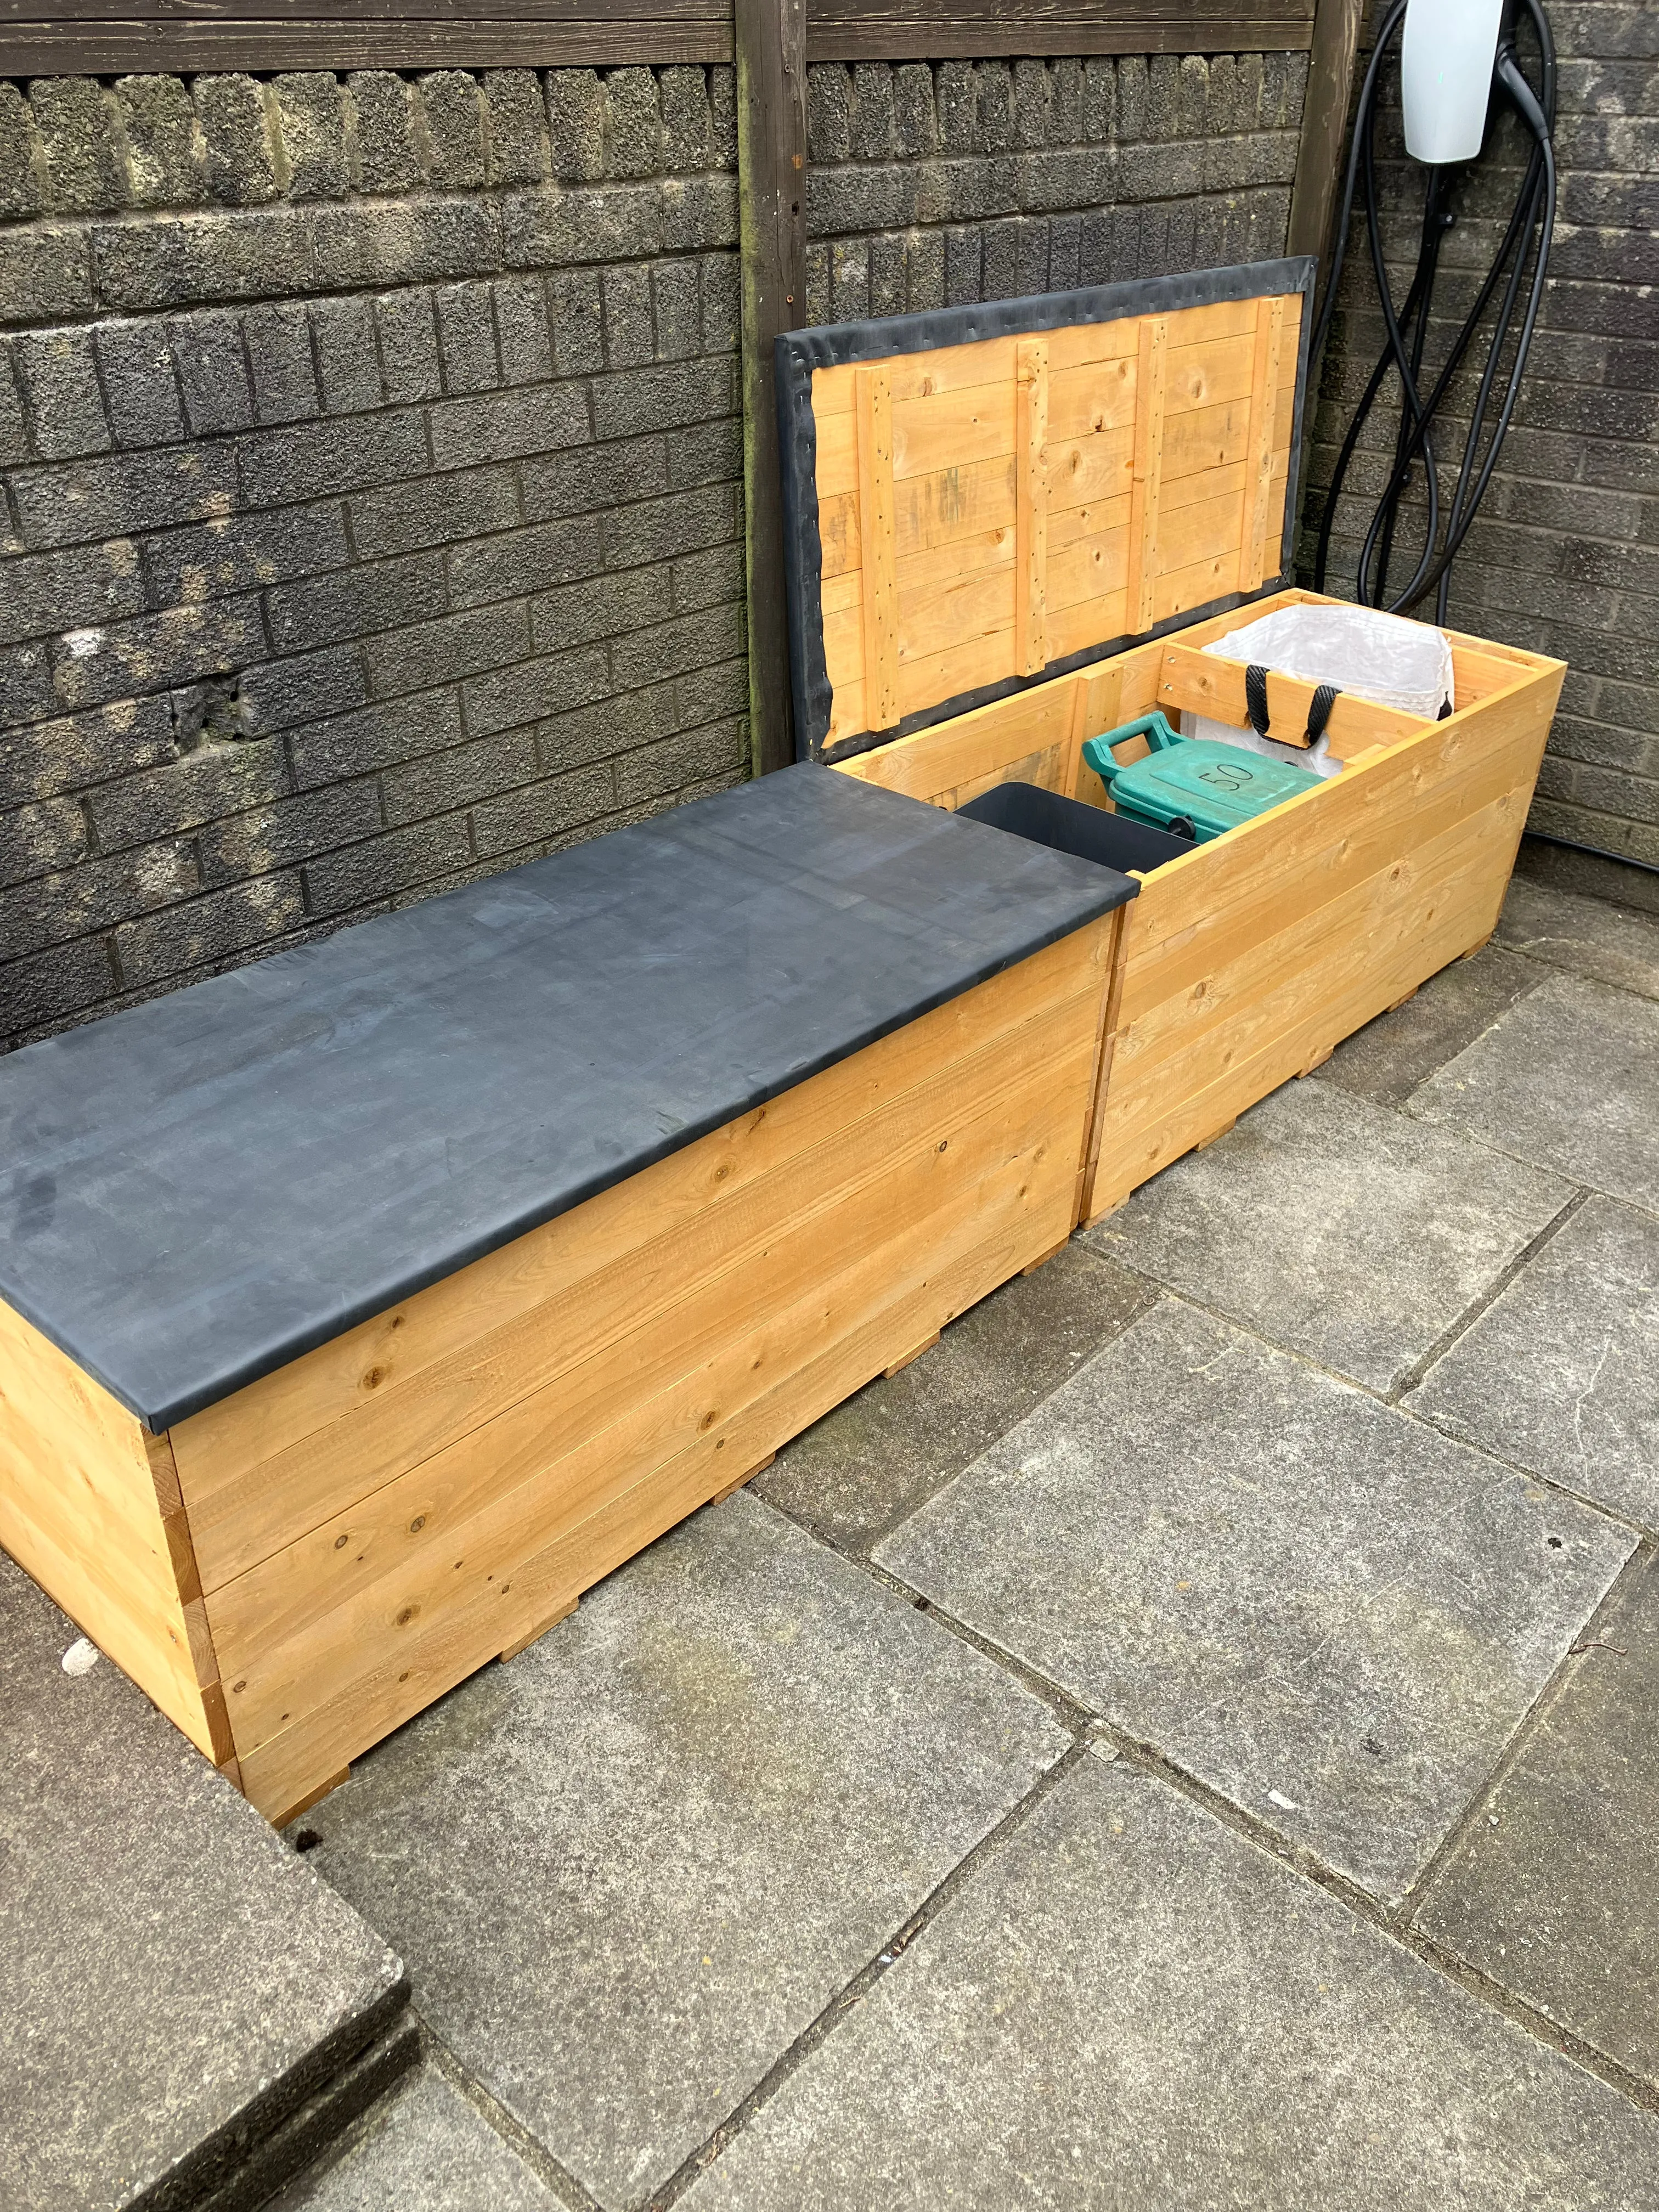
[[0, 12, 730, 69], [854, 364, 900, 731], [0, 1297, 228, 1764], [1125, 314, 1168, 635], [1240, 296, 1285, 592], [1015, 338, 1049, 678], [804, 0, 1316, 59], [1156, 640, 1426, 755]]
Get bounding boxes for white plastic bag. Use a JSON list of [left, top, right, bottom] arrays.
[[1182, 603, 1455, 780]]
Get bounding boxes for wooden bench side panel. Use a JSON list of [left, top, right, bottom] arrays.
[[1082, 658, 1564, 1220], [214, 919, 1114, 1821], [0, 1299, 233, 1769]]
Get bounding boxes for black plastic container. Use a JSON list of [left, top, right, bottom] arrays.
[[957, 780, 1193, 874]]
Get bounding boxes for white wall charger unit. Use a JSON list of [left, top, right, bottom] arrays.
[[1401, 0, 1505, 162]]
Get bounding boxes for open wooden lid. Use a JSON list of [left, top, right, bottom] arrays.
[[777, 257, 1314, 765]]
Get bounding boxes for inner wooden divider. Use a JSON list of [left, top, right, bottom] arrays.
[[812, 290, 1303, 754], [827, 583, 1563, 1232]]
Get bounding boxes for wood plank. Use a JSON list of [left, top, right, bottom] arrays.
[[891, 383, 1015, 482], [804, 0, 1316, 60], [1046, 423, 1136, 511], [737, 0, 808, 773], [0, 15, 732, 69], [1090, 782, 1537, 1216], [1156, 640, 1426, 754], [1046, 354, 1137, 444], [1240, 296, 1285, 592], [1015, 338, 1049, 677], [1125, 314, 1167, 635], [833, 678, 1081, 806], [0, 1296, 225, 1762], [855, 363, 900, 731]]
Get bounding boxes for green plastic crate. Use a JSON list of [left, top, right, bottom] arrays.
[[1080, 712, 1321, 844]]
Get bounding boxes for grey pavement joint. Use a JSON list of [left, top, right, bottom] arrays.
[[1409, 970, 1659, 1216], [681, 1757, 1659, 2212], [1412, 1545, 1659, 2094], [876, 1297, 1633, 1904], [266, 2061, 565, 2212], [1087, 1075, 1573, 1393], [0, 1554, 408, 2212], [755, 1242, 1153, 1553], [1408, 1193, 1659, 1530], [1497, 875, 1659, 1003], [287, 1490, 1069, 2210]]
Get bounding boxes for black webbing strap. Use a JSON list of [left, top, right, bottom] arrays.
[[1304, 681, 1341, 748], [1244, 663, 1272, 737]]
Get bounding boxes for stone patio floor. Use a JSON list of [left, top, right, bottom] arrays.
[[7, 860, 1658, 2211]]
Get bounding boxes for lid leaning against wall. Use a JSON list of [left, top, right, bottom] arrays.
[[776, 257, 1316, 765]]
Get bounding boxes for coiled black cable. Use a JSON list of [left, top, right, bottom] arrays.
[[1311, 0, 1558, 617]]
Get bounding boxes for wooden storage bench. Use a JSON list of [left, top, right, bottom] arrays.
[[0, 766, 1135, 1824], [777, 263, 1566, 1227]]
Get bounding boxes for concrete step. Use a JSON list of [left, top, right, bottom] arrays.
[[0, 1553, 415, 2212]]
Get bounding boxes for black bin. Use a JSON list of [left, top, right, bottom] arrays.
[[957, 780, 1193, 874]]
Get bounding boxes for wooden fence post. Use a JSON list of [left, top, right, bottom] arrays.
[[736, 0, 809, 776], [1286, 0, 1366, 279]]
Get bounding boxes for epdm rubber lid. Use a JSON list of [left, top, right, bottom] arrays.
[[0, 765, 1137, 1431]]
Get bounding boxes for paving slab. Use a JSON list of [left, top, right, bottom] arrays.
[[294, 1489, 1069, 2211], [754, 1243, 1153, 1552], [1408, 1193, 1659, 1530], [682, 1756, 1659, 2212], [875, 1298, 1632, 1903], [1412, 1547, 1659, 2091], [1497, 874, 1659, 1001], [1321, 941, 1545, 1108], [268, 2064, 562, 2212], [1409, 969, 1659, 1215], [1086, 1077, 1572, 1393], [0, 1554, 408, 2212]]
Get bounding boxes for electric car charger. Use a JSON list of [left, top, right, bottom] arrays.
[[1310, 0, 1558, 622]]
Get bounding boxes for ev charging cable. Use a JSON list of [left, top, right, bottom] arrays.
[[1309, 0, 1558, 619]]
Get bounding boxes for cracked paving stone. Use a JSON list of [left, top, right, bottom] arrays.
[[268, 2063, 563, 2210], [1407, 1193, 1659, 1530], [682, 1755, 1659, 2212], [1409, 969, 1659, 1216], [1496, 876, 1659, 1003], [1087, 1075, 1572, 1393], [1321, 941, 1545, 1108], [875, 1297, 1632, 1905], [1413, 1547, 1659, 2092], [291, 1489, 1069, 2211], [0, 1554, 407, 2212], [754, 1242, 1153, 1552]]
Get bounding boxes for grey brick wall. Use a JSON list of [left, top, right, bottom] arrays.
[[801, 53, 1308, 321], [0, 65, 746, 1049], [0, 50, 1313, 1052], [1305, 2, 1659, 870]]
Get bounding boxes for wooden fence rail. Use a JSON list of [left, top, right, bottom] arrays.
[[0, 0, 1319, 76]]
